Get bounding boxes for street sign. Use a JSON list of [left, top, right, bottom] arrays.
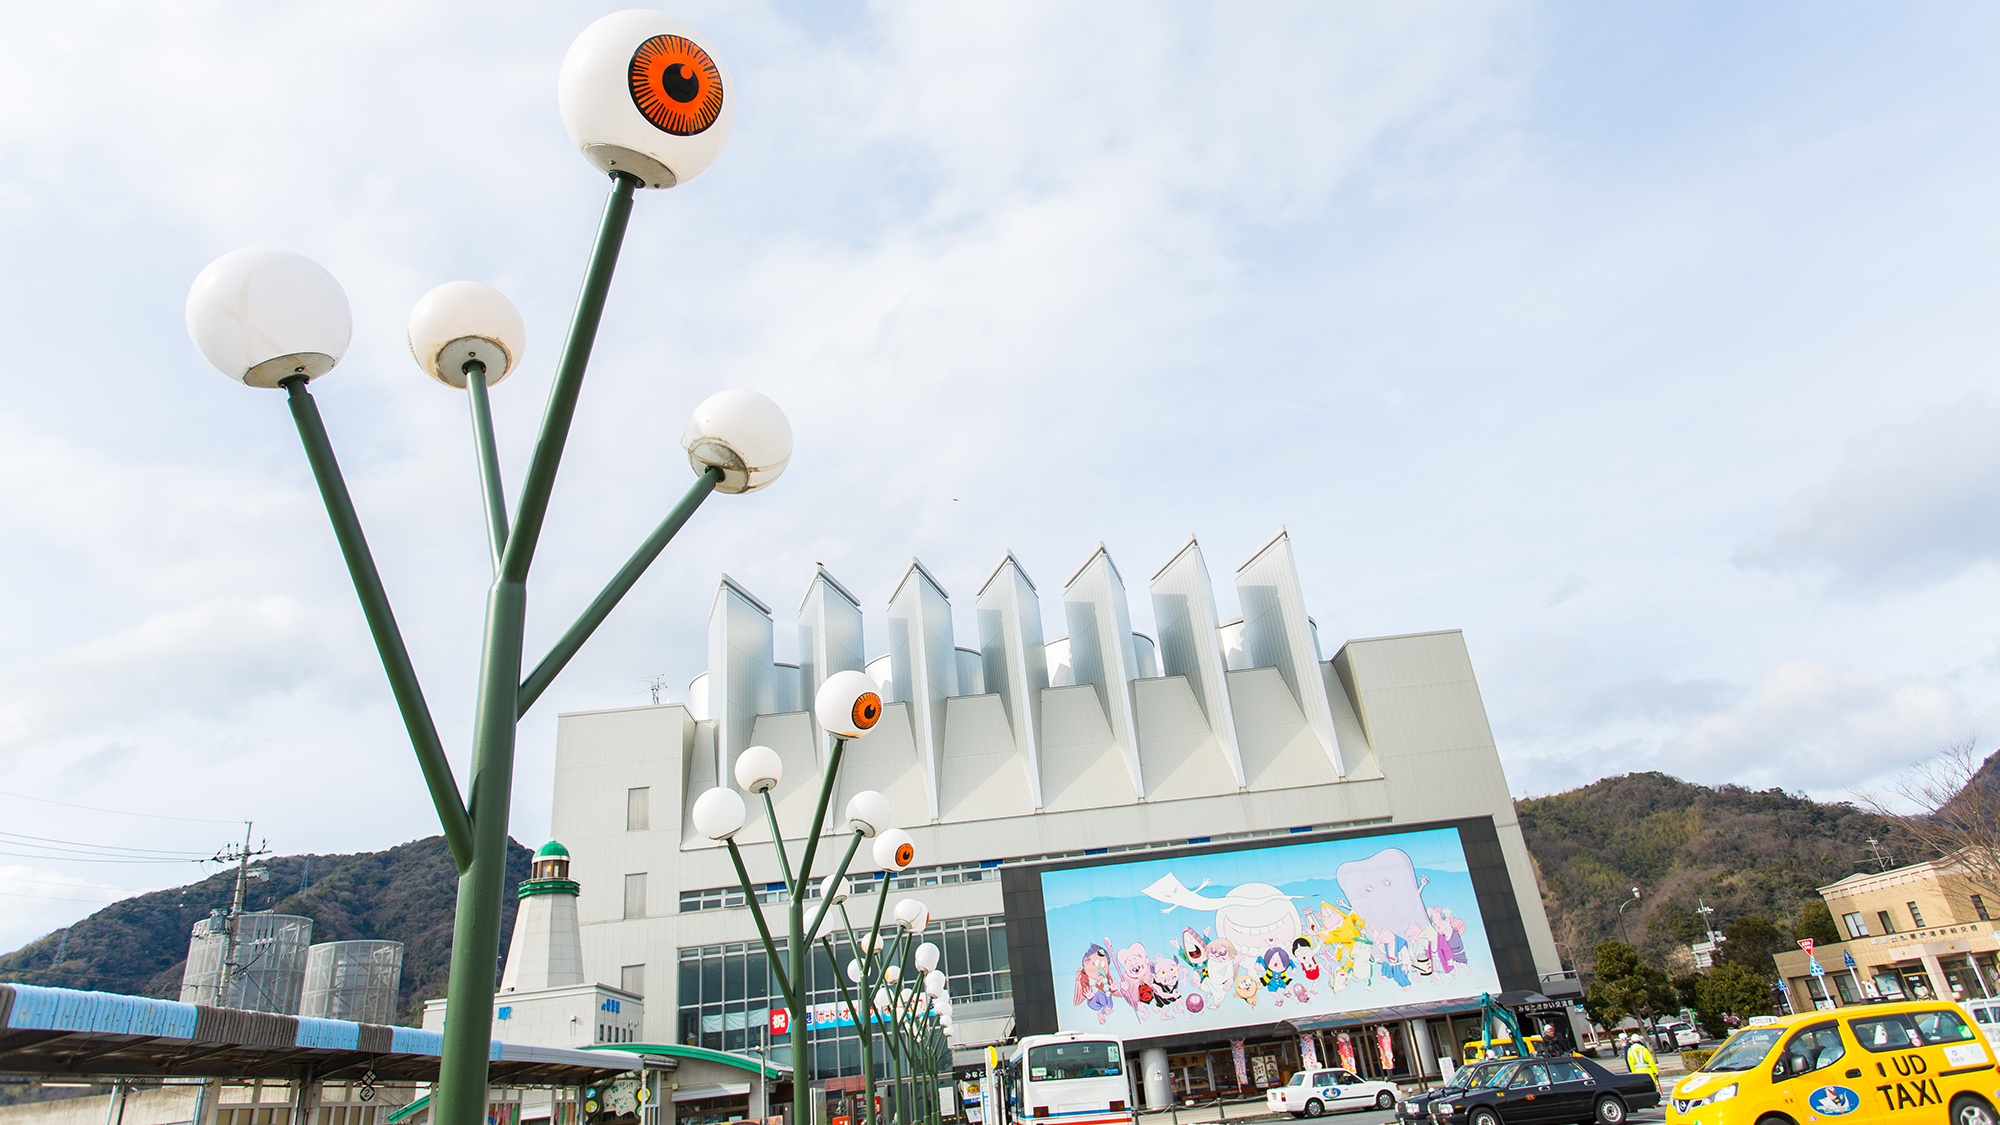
[[1844, 950, 1857, 969], [770, 1007, 790, 1035], [1798, 939, 1815, 954], [1809, 958, 1825, 977]]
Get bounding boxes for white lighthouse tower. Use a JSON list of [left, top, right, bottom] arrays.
[[423, 840, 641, 1048]]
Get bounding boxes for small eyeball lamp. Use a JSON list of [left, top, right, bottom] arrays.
[[407, 281, 526, 388], [874, 828, 915, 872], [894, 898, 930, 933], [683, 389, 792, 494], [559, 9, 736, 189], [845, 790, 892, 838], [816, 669, 883, 738], [186, 248, 352, 388]]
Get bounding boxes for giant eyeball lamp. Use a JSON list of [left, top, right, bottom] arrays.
[[186, 248, 352, 388], [733, 744, 783, 794], [407, 281, 526, 388], [844, 789, 892, 838], [873, 828, 915, 872], [816, 670, 883, 738], [683, 389, 791, 494], [883, 965, 901, 984], [691, 785, 746, 840], [820, 872, 850, 905], [914, 942, 940, 971], [558, 9, 736, 189], [894, 898, 930, 933]]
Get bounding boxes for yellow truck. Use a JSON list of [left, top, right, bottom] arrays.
[[1666, 998, 1997, 1125]]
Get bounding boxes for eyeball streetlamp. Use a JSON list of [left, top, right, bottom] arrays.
[[884, 965, 901, 984], [683, 389, 792, 494], [817, 670, 884, 739], [845, 790, 893, 838], [873, 828, 915, 872], [187, 248, 352, 388], [558, 9, 735, 190], [692, 786, 746, 841], [924, 971, 946, 998], [189, 14, 781, 1125], [820, 872, 850, 905], [734, 745, 783, 794], [914, 942, 939, 972], [407, 281, 526, 388]]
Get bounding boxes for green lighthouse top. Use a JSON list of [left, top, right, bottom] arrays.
[[519, 841, 579, 899]]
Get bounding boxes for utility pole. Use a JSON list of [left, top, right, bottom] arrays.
[[207, 822, 271, 1007], [1866, 838, 1895, 874]]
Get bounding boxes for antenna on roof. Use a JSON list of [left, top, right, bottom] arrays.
[[1866, 838, 1895, 873], [643, 674, 673, 705]]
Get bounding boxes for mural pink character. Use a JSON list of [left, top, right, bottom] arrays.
[[1114, 941, 1155, 1020]]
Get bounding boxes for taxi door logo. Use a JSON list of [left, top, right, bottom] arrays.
[[628, 35, 724, 136], [1807, 1086, 1860, 1116]]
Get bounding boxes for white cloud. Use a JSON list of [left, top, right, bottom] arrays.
[[1736, 395, 2000, 592]]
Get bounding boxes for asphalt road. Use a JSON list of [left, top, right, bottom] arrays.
[[1138, 1108, 1669, 1125]]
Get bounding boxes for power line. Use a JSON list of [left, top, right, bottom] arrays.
[[0, 890, 129, 905], [0, 875, 148, 893], [0, 831, 210, 857], [0, 850, 199, 865], [0, 790, 239, 825]]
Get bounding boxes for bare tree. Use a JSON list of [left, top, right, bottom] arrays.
[[1860, 738, 2000, 908]]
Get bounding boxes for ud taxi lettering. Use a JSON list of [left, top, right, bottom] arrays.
[[1876, 1077, 1943, 1110]]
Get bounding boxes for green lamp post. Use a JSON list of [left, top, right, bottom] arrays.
[[182, 12, 773, 1125]]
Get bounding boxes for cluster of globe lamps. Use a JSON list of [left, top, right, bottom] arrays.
[[173, 10, 910, 1125]]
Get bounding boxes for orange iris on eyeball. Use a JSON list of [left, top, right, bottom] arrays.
[[853, 693, 882, 730], [627, 34, 723, 136], [895, 843, 914, 867]]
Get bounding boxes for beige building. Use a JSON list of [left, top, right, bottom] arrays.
[[1775, 854, 2000, 1026]]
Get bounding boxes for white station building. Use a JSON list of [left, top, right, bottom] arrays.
[[538, 529, 1573, 1122]]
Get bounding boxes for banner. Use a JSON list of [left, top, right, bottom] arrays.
[[1300, 1034, 1319, 1070], [1231, 1040, 1248, 1087], [1040, 827, 1502, 1036]]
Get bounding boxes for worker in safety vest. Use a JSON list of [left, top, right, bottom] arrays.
[[1623, 1033, 1659, 1087]]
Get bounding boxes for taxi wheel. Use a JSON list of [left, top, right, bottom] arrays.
[[1303, 1099, 1325, 1118], [1953, 1094, 2000, 1125], [1592, 1096, 1625, 1124], [1376, 1092, 1396, 1110], [1470, 1110, 1501, 1125]]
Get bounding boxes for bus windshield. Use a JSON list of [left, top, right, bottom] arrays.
[[1028, 1041, 1123, 1081]]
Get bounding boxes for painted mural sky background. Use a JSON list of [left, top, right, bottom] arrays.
[[1040, 828, 1502, 1036]]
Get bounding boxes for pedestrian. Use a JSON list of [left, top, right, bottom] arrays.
[[1623, 1033, 1658, 1089]]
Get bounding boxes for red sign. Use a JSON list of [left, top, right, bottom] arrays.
[[770, 1008, 790, 1035], [1798, 939, 1815, 954]]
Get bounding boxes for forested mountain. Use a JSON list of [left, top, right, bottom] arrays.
[[1516, 771, 1925, 970], [0, 836, 530, 1024], [0, 770, 1949, 1025]]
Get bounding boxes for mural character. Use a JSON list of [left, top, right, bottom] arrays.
[[1073, 943, 1114, 1024], [1151, 955, 1183, 1020], [1114, 941, 1154, 1020], [1259, 946, 1294, 1005], [1319, 901, 1369, 974], [1334, 848, 1432, 939], [1405, 922, 1434, 977], [1142, 875, 1302, 968], [1291, 937, 1320, 1002], [1372, 925, 1409, 987], [1233, 972, 1258, 1008]]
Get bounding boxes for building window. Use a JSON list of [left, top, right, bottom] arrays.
[[1975, 895, 1991, 922], [625, 873, 648, 919], [676, 915, 1009, 1076], [627, 787, 650, 831], [1878, 910, 1897, 935], [1843, 912, 1868, 939], [622, 964, 646, 997], [1909, 902, 1926, 928]]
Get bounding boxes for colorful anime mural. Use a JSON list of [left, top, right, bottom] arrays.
[[1039, 827, 1502, 1035]]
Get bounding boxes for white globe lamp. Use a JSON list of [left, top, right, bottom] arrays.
[[734, 744, 783, 794], [914, 942, 940, 971], [407, 281, 526, 388], [894, 898, 930, 933], [691, 785, 746, 840], [845, 790, 892, 838], [683, 389, 792, 494], [186, 248, 352, 388]]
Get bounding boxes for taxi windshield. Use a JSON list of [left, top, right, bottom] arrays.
[[1703, 1028, 1784, 1072], [1468, 1064, 1519, 1089], [1287, 1073, 1309, 1086]]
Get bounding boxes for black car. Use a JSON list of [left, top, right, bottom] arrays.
[[1427, 1056, 1659, 1125], [1398, 1061, 1514, 1125]]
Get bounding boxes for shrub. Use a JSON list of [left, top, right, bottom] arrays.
[[1681, 1049, 1715, 1072]]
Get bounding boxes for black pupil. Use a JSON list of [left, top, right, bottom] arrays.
[[661, 62, 701, 103]]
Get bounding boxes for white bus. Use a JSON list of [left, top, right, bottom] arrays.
[[1004, 1032, 1135, 1125]]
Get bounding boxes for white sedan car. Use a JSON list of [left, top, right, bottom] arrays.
[[1265, 1068, 1399, 1117]]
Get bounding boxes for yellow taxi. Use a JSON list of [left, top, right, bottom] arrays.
[[1667, 999, 1999, 1125]]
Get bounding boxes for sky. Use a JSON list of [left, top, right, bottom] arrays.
[[3, 1, 1999, 953]]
